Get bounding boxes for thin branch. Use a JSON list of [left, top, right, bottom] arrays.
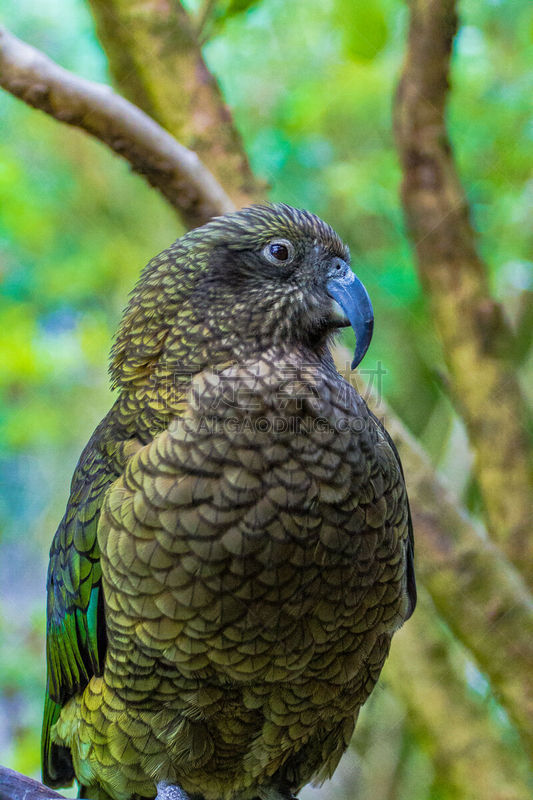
[[334, 344, 533, 759], [86, 0, 263, 208], [196, 0, 219, 40], [513, 290, 533, 363], [393, 0, 532, 584], [0, 25, 235, 229]]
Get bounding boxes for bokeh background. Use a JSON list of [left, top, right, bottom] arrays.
[[0, 0, 531, 797]]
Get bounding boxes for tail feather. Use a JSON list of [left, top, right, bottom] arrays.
[[42, 691, 74, 788]]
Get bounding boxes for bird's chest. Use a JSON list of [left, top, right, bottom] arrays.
[[99, 409, 407, 797], [104, 454, 402, 692]]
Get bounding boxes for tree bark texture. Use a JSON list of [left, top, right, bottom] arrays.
[[86, 0, 262, 208], [394, 0, 532, 584], [0, 26, 235, 229], [0, 766, 76, 800]]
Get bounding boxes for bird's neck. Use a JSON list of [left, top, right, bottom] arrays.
[[108, 278, 336, 444], [108, 329, 333, 445]]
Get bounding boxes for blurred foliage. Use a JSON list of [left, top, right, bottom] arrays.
[[0, 0, 531, 794]]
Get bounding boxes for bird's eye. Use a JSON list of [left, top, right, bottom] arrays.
[[270, 243, 289, 260], [262, 239, 295, 265]]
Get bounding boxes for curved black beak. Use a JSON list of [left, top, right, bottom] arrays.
[[326, 261, 374, 369]]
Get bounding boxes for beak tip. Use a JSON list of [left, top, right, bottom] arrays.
[[350, 351, 364, 371], [350, 318, 374, 370]]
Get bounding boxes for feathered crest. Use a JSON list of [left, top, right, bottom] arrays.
[[182, 203, 350, 260]]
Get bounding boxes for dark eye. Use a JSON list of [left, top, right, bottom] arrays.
[[262, 239, 295, 265], [270, 243, 289, 260]]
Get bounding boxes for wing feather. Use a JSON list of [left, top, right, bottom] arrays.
[[42, 434, 139, 787]]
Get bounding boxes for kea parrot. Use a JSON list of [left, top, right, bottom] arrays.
[[42, 203, 416, 800]]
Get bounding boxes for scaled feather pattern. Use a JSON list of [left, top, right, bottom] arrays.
[[42, 204, 416, 800]]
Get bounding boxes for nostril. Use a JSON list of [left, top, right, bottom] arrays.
[[330, 257, 349, 279]]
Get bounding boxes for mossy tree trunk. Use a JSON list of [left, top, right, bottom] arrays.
[[393, 0, 532, 585]]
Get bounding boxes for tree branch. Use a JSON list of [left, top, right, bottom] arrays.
[[393, 0, 532, 584], [86, 0, 263, 208], [0, 768, 205, 800], [334, 345, 533, 759], [383, 590, 531, 800], [0, 766, 78, 800], [384, 413, 533, 759], [0, 25, 235, 229]]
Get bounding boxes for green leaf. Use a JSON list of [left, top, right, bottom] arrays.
[[336, 1, 388, 61]]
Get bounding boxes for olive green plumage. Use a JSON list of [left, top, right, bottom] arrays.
[[42, 203, 415, 800]]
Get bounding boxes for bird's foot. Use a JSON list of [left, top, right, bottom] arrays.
[[155, 784, 298, 800], [155, 782, 193, 800]]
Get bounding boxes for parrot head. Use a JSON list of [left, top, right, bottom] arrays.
[[111, 203, 373, 390], [183, 203, 374, 369]]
